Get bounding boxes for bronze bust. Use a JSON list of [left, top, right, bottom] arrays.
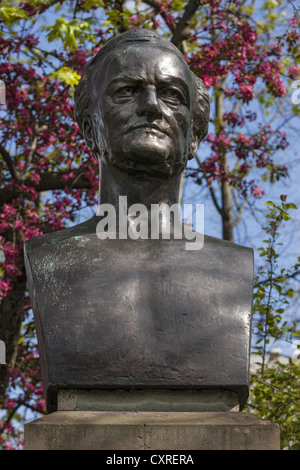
[[24, 30, 253, 413]]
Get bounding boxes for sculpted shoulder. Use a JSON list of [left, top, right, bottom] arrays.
[[203, 232, 253, 257], [24, 217, 99, 254], [184, 225, 254, 263], [24, 218, 254, 278], [198, 232, 254, 281], [25, 218, 252, 250]]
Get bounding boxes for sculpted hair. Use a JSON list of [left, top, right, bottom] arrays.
[[74, 29, 210, 160]]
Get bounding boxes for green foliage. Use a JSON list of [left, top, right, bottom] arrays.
[[49, 66, 81, 88], [249, 359, 300, 450], [42, 17, 95, 50], [82, 0, 104, 10], [248, 196, 300, 449], [102, 7, 131, 32], [0, 0, 29, 25]]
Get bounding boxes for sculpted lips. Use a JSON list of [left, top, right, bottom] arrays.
[[127, 123, 170, 136]]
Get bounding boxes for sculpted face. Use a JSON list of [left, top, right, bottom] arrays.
[[97, 44, 193, 177]]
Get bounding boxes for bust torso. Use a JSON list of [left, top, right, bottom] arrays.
[[25, 217, 253, 412]]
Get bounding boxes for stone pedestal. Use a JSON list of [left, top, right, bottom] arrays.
[[24, 410, 280, 450]]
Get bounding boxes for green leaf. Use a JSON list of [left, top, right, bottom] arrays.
[[265, 200, 276, 207], [0, 2, 29, 25], [83, 0, 104, 9], [49, 67, 81, 88], [42, 17, 94, 50], [286, 203, 297, 209], [282, 212, 291, 221]]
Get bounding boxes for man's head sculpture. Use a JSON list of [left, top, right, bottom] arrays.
[[74, 29, 210, 178]]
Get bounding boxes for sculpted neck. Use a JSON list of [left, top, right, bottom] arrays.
[[98, 160, 182, 210], [97, 160, 183, 237]]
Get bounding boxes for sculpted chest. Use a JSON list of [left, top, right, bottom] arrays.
[[25, 232, 253, 411]]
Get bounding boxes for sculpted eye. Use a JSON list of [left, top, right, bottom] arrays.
[[115, 86, 136, 98], [159, 87, 185, 105]]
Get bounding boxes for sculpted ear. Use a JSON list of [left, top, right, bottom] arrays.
[[188, 127, 200, 160], [188, 74, 210, 161], [82, 118, 97, 152]]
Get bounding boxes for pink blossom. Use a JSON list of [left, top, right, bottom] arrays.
[[35, 399, 46, 411], [290, 17, 300, 28], [17, 160, 25, 171], [129, 16, 138, 24], [25, 352, 39, 360], [29, 172, 41, 184], [239, 84, 253, 101], [223, 112, 245, 127], [0, 220, 10, 232], [152, 19, 161, 29], [5, 263, 21, 277], [224, 88, 234, 97], [3, 399, 17, 409], [0, 279, 10, 298], [35, 386, 44, 396], [235, 150, 246, 159], [1, 203, 16, 218], [14, 220, 24, 230], [288, 66, 300, 79], [251, 186, 265, 198], [272, 78, 286, 97], [201, 75, 218, 88], [240, 162, 251, 173], [217, 134, 232, 147], [25, 383, 36, 393], [3, 423, 14, 433], [237, 135, 251, 146], [4, 440, 15, 450]]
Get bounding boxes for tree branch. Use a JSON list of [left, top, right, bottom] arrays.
[[113, 0, 127, 33], [232, 191, 247, 228], [255, 270, 300, 287], [171, 0, 201, 48], [143, 0, 176, 33], [0, 145, 20, 181], [26, 124, 48, 167], [0, 169, 93, 205], [194, 153, 223, 215]]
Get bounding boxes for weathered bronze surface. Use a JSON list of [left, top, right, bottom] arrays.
[[24, 30, 253, 413]]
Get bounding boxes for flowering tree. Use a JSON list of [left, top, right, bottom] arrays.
[[0, 0, 299, 449]]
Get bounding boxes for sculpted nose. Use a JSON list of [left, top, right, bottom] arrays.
[[137, 86, 163, 120]]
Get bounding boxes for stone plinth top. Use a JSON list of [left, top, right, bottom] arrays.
[[57, 389, 240, 412]]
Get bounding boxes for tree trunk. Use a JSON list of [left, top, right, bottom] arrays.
[[0, 267, 27, 401], [214, 78, 235, 243], [221, 179, 234, 242], [0, 169, 93, 403]]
